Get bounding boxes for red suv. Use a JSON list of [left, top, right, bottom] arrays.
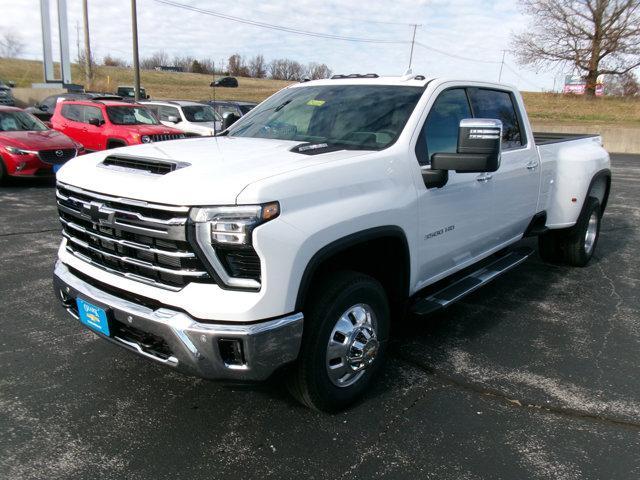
[[0, 106, 84, 182], [50, 99, 184, 151]]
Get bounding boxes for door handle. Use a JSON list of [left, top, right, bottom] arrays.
[[526, 161, 538, 170], [476, 173, 493, 183]]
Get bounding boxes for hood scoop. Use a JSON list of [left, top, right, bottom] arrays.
[[100, 155, 190, 176]]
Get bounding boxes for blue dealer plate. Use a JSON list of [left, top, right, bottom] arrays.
[[76, 298, 110, 336]]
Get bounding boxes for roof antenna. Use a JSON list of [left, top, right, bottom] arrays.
[[401, 68, 414, 81]]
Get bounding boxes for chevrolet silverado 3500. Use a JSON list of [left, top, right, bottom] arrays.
[[53, 75, 611, 411]]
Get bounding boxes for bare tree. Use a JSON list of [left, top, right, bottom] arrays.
[[140, 51, 171, 70], [306, 62, 332, 80], [269, 58, 305, 80], [227, 53, 249, 77], [605, 71, 639, 95], [0, 31, 25, 58], [248, 54, 267, 78], [103, 55, 128, 67], [512, 0, 640, 96]]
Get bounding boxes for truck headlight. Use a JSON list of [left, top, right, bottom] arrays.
[[189, 203, 279, 290], [190, 202, 279, 246]]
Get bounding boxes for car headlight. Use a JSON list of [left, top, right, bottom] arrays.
[[190, 202, 279, 246], [5, 146, 34, 155], [189, 202, 279, 290], [140, 135, 152, 143]]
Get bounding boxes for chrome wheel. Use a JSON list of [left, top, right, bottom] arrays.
[[584, 211, 598, 255], [325, 303, 379, 388]]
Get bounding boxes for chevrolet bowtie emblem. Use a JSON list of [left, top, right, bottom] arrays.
[[81, 201, 115, 226]]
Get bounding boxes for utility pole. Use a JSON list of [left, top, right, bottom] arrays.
[[407, 24, 421, 70], [82, 0, 92, 84], [498, 50, 506, 82], [130, 0, 141, 101]]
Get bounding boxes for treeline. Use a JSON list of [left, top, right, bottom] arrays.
[[101, 52, 332, 81]]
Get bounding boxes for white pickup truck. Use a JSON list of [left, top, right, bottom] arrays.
[[53, 74, 611, 411]]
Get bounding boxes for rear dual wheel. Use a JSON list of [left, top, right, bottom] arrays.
[[538, 197, 601, 267]]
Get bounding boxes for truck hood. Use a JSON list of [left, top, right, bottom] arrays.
[[56, 136, 370, 205]]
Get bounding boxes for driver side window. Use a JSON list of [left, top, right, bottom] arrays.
[[418, 88, 472, 165]]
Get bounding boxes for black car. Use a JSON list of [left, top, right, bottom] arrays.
[[203, 100, 257, 118], [0, 80, 15, 106], [25, 93, 122, 121], [210, 76, 238, 88]]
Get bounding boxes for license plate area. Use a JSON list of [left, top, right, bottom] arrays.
[[76, 298, 110, 336]]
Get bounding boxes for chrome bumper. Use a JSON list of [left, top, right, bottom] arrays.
[[53, 261, 303, 381]]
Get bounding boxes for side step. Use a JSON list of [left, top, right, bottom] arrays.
[[411, 246, 534, 316]]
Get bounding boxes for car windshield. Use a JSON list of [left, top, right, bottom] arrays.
[[182, 105, 220, 122], [106, 106, 159, 125], [0, 111, 48, 132], [227, 85, 424, 150], [238, 104, 256, 114]]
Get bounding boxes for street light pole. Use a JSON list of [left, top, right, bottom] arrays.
[[82, 0, 92, 84], [130, 0, 141, 102]]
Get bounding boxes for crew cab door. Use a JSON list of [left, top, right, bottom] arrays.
[[413, 87, 497, 286], [467, 88, 539, 241]]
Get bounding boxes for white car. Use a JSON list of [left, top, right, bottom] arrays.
[[54, 74, 610, 411], [142, 100, 222, 136]]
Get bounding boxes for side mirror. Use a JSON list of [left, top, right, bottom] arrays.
[[8, 81, 15, 88], [87, 117, 102, 127], [166, 115, 179, 123], [39, 104, 49, 112], [222, 112, 240, 130], [423, 119, 502, 188]]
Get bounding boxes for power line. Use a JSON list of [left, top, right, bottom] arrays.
[[152, 0, 409, 44], [502, 62, 545, 90], [414, 41, 500, 64]]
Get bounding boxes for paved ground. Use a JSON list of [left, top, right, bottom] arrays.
[[1, 154, 639, 480]]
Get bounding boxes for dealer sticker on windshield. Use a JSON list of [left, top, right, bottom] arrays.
[[306, 99, 326, 106]]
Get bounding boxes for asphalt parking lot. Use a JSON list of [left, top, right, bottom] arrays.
[[1, 153, 639, 479]]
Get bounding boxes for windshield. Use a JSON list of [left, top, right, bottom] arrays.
[[182, 105, 220, 122], [106, 106, 159, 125], [227, 85, 424, 150], [0, 111, 48, 132]]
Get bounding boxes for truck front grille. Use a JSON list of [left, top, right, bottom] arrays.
[[56, 183, 213, 291]]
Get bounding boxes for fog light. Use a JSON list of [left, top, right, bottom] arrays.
[[218, 338, 246, 366], [15, 162, 26, 171]]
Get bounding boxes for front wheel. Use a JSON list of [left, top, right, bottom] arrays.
[[287, 271, 390, 412]]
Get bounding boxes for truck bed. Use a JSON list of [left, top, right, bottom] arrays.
[[533, 132, 599, 145]]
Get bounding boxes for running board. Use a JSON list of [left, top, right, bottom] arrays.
[[411, 246, 534, 316]]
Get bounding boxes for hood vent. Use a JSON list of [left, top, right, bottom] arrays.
[[100, 155, 189, 175]]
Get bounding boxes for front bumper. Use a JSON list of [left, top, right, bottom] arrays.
[[53, 261, 304, 381]]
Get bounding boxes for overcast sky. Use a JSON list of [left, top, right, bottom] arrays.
[[0, 0, 568, 91]]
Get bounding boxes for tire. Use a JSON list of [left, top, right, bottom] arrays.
[[562, 197, 601, 267], [107, 140, 126, 149], [0, 156, 6, 184], [287, 271, 390, 412], [538, 197, 601, 267]]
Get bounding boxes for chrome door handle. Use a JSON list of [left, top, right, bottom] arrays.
[[526, 161, 538, 170], [476, 173, 493, 183]]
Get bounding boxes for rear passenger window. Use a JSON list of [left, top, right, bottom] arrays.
[[61, 104, 82, 122], [421, 88, 472, 164], [159, 106, 179, 121], [83, 106, 104, 124], [468, 88, 524, 148]]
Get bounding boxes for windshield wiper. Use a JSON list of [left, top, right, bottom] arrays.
[[291, 141, 375, 155]]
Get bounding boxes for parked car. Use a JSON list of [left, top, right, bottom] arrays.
[[0, 80, 16, 106], [25, 93, 122, 122], [116, 85, 149, 100], [0, 106, 84, 181], [210, 76, 238, 88], [203, 100, 257, 118], [142, 100, 222, 136], [53, 75, 611, 411], [50, 99, 184, 151]]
